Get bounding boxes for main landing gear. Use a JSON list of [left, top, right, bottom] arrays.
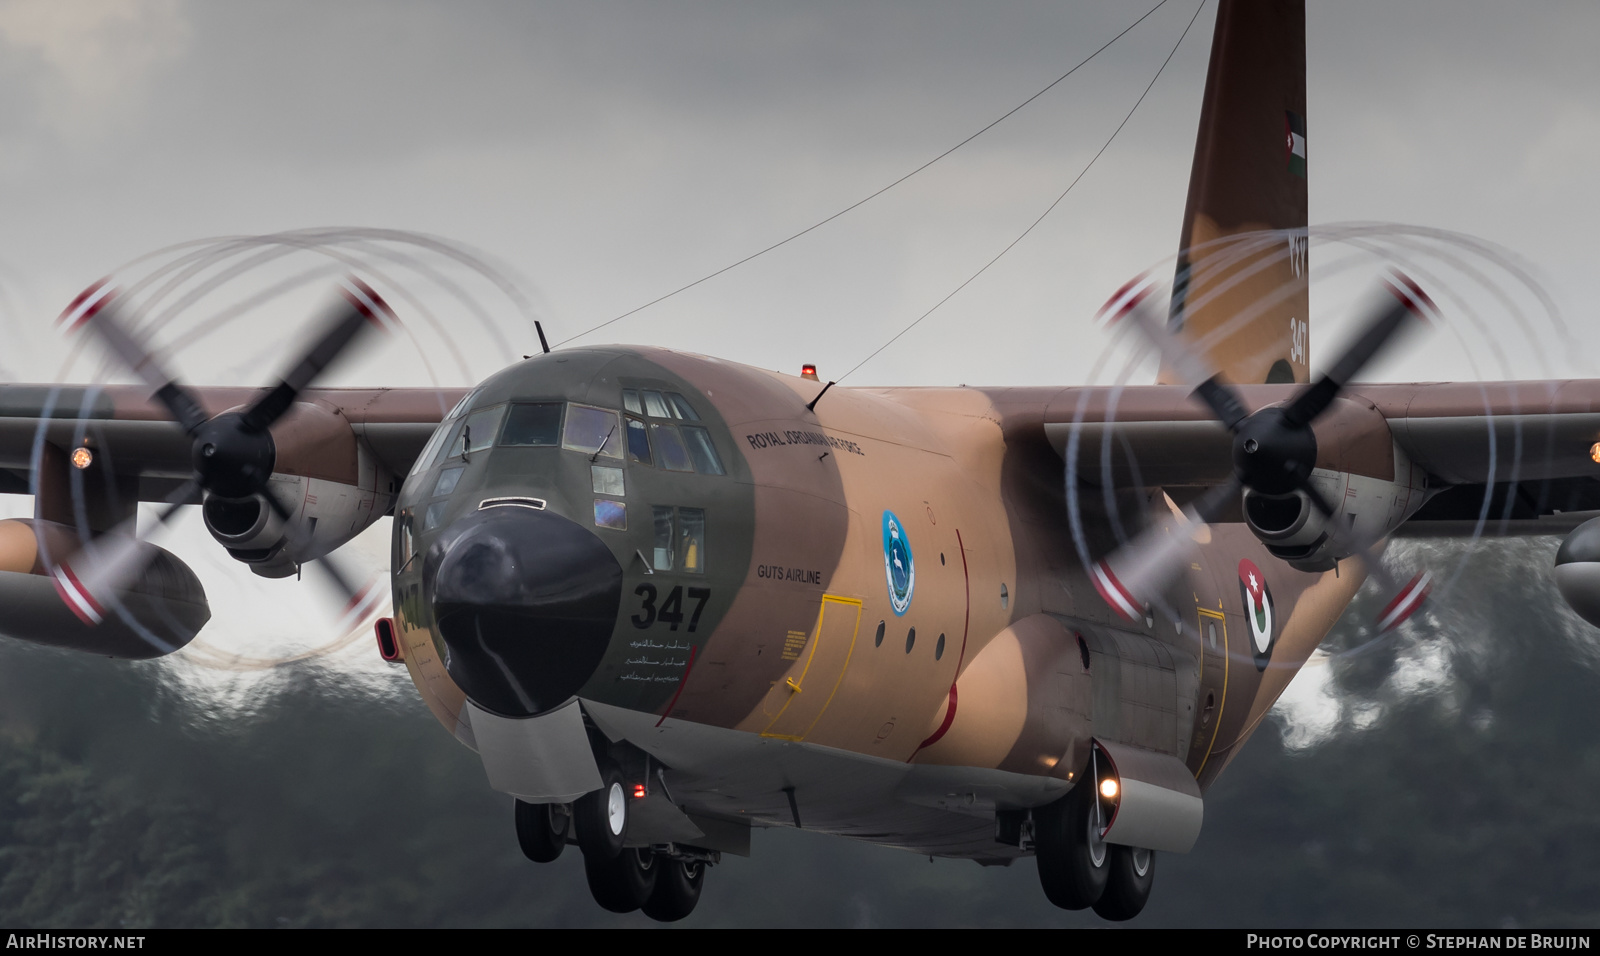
[[513, 758, 712, 922], [1034, 763, 1155, 921]]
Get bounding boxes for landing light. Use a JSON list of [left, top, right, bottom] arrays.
[[71, 447, 93, 470], [1099, 778, 1119, 800], [1590, 442, 1600, 465]]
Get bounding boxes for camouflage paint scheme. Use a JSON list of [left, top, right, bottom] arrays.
[[386, 345, 1366, 854], [5, 0, 1600, 868]]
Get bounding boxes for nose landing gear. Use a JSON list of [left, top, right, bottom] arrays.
[[515, 755, 715, 921]]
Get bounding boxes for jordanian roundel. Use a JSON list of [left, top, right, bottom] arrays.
[[1238, 558, 1276, 671]]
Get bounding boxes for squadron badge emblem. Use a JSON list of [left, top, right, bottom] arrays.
[[882, 510, 915, 616]]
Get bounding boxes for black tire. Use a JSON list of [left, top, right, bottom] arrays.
[[1092, 845, 1155, 921], [1035, 776, 1110, 910], [584, 846, 659, 914], [641, 857, 705, 923], [514, 799, 568, 864], [575, 761, 627, 861]]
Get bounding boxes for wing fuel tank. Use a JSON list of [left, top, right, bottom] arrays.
[[0, 518, 209, 658]]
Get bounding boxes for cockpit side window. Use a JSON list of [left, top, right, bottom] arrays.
[[432, 466, 465, 497], [651, 424, 694, 472], [676, 508, 705, 572], [651, 505, 706, 572], [462, 405, 506, 455], [681, 426, 725, 475], [563, 404, 622, 459], [651, 507, 674, 571], [428, 420, 467, 469], [410, 420, 453, 477], [500, 402, 563, 446]]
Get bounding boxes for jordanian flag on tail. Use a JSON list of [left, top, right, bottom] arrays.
[[1285, 110, 1306, 178]]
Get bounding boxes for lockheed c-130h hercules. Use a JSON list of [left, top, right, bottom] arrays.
[[3, 0, 1600, 923]]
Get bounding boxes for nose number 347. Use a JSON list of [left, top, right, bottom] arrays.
[[632, 584, 712, 631]]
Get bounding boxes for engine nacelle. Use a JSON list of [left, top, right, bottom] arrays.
[[202, 402, 395, 577], [1554, 517, 1600, 627], [1242, 438, 1429, 573], [0, 518, 209, 658]]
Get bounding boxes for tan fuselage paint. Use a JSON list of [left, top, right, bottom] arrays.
[[392, 351, 1361, 797]]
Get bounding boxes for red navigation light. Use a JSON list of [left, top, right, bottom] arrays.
[[801, 364, 819, 381], [633, 784, 647, 799]]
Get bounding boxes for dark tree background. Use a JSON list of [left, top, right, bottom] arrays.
[[0, 539, 1595, 928]]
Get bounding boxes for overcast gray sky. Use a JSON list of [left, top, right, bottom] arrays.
[[2, 0, 1596, 389]]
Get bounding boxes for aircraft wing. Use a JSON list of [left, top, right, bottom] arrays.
[[1039, 380, 1600, 535], [0, 384, 467, 502]]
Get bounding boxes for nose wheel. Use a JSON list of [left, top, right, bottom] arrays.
[[541, 757, 710, 921], [513, 799, 570, 863]]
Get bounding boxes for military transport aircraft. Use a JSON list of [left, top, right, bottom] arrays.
[[2, 0, 1599, 924]]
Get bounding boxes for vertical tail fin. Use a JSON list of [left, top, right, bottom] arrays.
[[1164, 0, 1308, 386]]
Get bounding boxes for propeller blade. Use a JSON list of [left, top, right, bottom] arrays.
[[241, 279, 396, 432], [1098, 274, 1249, 430], [59, 281, 209, 434], [50, 481, 197, 624], [257, 483, 383, 628], [1283, 273, 1433, 428], [1344, 536, 1432, 635], [1091, 478, 1240, 621]]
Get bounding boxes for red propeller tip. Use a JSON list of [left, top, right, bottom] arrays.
[[1375, 570, 1432, 634], [1096, 272, 1157, 326], [341, 278, 397, 330], [1091, 561, 1143, 623], [51, 563, 104, 625], [57, 279, 116, 331], [1384, 272, 1437, 322]]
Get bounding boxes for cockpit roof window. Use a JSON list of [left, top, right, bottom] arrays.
[[625, 417, 652, 465], [500, 402, 563, 447], [667, 393, 700, 421], [564, 404, 622, 459], [445, 388, 481, 421], [641, 390, 673, 419], [622, 387, 703, 422]]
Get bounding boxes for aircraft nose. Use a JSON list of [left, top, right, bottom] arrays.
[[423, 505, 622, 717]]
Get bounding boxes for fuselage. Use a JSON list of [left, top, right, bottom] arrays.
[[390, 346, 1362, 850]]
